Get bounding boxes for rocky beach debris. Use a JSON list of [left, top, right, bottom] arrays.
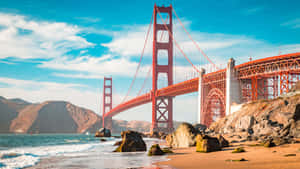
[[196, 134, 221, 153], [166, 122, 199, 148], [114, 130, 146, 152], [148, 144, 165, 156], [232, 147, 246, 153], [95, 128, 111, 137]]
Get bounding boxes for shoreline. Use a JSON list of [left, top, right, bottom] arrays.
[[156, 141, 300, 169], [25, 137, 169, 169]]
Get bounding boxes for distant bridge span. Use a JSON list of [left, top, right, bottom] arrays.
[[103, 52, 300, 128]]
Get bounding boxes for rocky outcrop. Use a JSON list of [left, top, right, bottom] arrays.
[[196, 134, 221, 153], [114, 130, 146, 152], [95, 128, 111, 137], [148, 144, 165, 156], [210, 94, 300, 142], [166, 123, 198, 148]]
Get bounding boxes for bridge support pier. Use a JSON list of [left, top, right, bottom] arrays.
[[151, 4, 174, 133], [226, 58, 241, 115], [102, 77, 113, 130], [197, 68, 205, 124]]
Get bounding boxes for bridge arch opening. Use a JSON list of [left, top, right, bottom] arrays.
[[203, 88, 225, 127]]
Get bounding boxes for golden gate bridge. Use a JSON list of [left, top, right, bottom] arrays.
[[101, 4, 300, 133]]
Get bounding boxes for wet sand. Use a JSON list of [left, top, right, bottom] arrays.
[[157, 142, 300, 169]]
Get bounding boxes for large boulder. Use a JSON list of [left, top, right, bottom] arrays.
[[166, 123, 198, 148], [196, 134, 221, 153], [95, 128, 111, 137], [148, 144, 165, 156], [114, 130, 146, 152]]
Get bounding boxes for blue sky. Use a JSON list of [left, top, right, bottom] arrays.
[[0, 0, 299, 123]]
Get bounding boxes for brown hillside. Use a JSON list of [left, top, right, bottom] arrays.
[[0, 97, 28, 133]]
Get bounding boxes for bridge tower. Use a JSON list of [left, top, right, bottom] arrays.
[[152, 4, 174, 133], [102, 77, 112, 129]]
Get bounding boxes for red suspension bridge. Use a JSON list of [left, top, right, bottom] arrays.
[[102, 4, 300, 132]]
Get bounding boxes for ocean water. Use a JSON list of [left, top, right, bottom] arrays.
[[0, 134, 168, 169]]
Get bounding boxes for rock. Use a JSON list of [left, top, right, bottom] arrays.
[[148, 144, 165, 156], [290, 105, 300, 138], [148, 131, 167, 139], [114, 130, 146, 152], [100, 138, 107, 142], [232, 135, 242, 139], [235, 115, 254, 132], [284, 154, 296, 157], [166, 123, 198, 148], [149, 131, 160, 138], [95, 128, 111, 137], [230, 140, 239, 143], [196, 134, 221, 153], [272, 137, 288, 146], [232, 147, 245, 153], [226, 158, 247, 162], [193, 124, 207, 133], [162, 147, 173, 154], [217, 135, 229, 147], [113, 141, 122, 146], [263, 139, 276, 148]]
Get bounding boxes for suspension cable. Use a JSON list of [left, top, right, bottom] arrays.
[[121, 10, 154, 103], [136, 15, 169, 96], [137, 66, 152, 96], [172, 7, 219, 70], [156, 6, 201, 73]]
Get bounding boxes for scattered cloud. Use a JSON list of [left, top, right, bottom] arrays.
[[281, 18, 300, 29], [0, 12, 94, 60], [39, 55, 151, 78]]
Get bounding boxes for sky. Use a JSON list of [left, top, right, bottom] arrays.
[[0, 0, 299, 123]]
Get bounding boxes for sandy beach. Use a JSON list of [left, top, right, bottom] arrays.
[[157, 142, 300, 169]]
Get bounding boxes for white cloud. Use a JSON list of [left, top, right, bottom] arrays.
[[0, 12, 94, 59], [100, 20, 300, 69], [39, 55, 151, 78], [101, 25, 152, 57], [281, 18, 300, 29]]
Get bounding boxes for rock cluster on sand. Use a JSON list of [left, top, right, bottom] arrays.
[[148, 144, 165, 156], [210, 93, 300, 145], [166, 123, 199, 148], [196, 134, 221, 153], [166, 122, 229, 152], [95, 128, 111, 137], [114, 130, 146, 152]]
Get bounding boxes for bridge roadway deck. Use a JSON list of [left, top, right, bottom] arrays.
[[103, 52, 300, 118]]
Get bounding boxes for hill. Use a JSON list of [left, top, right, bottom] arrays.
[[0, 96, 164, 134]]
